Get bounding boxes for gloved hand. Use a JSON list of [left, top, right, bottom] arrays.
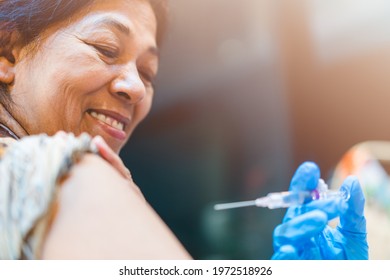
[[271, 162, 368, 259]]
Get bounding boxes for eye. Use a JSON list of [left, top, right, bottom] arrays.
[[139, 70, 156, 87], [93, 44, 119, 59]]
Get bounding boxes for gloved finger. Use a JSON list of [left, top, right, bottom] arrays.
[[282, 162, 321, 222], [289, 161, 320, 192], [271, 245, 300, 260], [273, 210, 327, 249], [283, 197, 347, 223], [283, 206, 300, 223], [338, 176, 366, 234]]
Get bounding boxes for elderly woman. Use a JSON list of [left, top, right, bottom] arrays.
[[0, 0, 191, 259], [0, 0, 368, 260]]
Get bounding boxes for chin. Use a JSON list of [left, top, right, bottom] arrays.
[[112, 145, 122, 154], [106, 138, 125, 154]]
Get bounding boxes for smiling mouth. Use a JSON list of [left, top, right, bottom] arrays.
[[88, 110, 125, 131]]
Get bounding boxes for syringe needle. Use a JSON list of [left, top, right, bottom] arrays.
[[214, 200, 257, 210]]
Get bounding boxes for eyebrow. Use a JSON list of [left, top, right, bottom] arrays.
[[93, 17, 159, 58], [95, 17, 131, 36]]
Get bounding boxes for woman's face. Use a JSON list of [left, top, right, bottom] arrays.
[[9, 0, 158, 153]]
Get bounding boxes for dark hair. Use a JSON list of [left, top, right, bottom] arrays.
[[0, 0, 168, 47], [0, 0, 168, 104]]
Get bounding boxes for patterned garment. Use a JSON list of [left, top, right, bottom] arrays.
[[0, 133, 97, 259]]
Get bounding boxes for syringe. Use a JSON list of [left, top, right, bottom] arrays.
[[214, 179, 350, 210]]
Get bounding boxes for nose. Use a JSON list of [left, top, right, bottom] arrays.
[[110, 64, 146, 104]]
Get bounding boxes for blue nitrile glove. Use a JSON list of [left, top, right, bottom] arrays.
[[271, 162, 368, 259]]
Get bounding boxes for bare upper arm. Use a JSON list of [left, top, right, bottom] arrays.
[[41, 154, 191, 259]]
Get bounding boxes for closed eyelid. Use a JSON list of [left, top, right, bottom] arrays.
[[138, 69, 157, 89], [75, 34, 119, 55], [138, 49, 159, 75], [140, 70, 154, 82], [75, 32, 119, 46]]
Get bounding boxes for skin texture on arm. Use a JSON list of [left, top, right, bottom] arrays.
[[41, 154, 191, 259]]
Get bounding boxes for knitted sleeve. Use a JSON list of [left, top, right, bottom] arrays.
[[0, 133, 97, 259]]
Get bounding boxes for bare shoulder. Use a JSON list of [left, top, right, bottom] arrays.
[[42, 154, 191, 259]]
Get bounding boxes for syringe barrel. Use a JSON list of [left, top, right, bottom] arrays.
[[264, 191, 313, 209], [311, 186, 350, 201], [260, 188, 350, 209]]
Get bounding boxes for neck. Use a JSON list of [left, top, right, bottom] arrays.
[[0, 102, 28, 139]]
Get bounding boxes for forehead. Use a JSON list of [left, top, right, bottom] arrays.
[[69, 0, 157, 46]]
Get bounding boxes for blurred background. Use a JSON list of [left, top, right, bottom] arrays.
[[121, 0, 390, 259]]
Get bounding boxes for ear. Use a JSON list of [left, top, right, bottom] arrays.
[[0, 56, 15, 85], [0, 30, 21, 85]]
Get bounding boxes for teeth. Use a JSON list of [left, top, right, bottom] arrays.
[[89, 111, 125, 131]]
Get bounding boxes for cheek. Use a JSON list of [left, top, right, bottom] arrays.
[[47, 58, 112, 114], [53, 55, 110, 94], [135, 92, 153, 123], [43, 35, 112, 92]]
